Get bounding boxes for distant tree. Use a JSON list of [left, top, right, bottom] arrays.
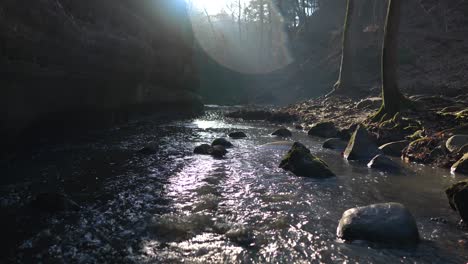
[[372, 0, 408, 122], [327, 0, 359, 97]]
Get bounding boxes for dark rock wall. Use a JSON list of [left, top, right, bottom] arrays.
[[0, 0, 200, 142]]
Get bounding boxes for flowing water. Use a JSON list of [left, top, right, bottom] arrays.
[[1, 105, 468, 263]]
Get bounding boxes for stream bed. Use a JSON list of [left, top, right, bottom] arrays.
[[1, 105, 468, 263]]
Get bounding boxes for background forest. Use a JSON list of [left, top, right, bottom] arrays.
[[188, 0, 468, 105]]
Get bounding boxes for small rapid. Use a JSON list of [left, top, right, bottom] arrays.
[[1, 105, 467, 263]]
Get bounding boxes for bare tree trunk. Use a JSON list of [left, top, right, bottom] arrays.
[[328, 0, 357, 96], [301, 0, 307, 30], [238, 0, 242, 43], [259, 0, 265, 66], [372, 0, 405, 121]]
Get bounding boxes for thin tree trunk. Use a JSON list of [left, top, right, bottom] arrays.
[[259, 0, 265, 66], [373, 0, 405, 121], [329, 0, 356, 95], [238, 0, 242, 43], [301, 0, 307, 30]]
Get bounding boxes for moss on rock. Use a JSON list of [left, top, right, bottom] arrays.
[[279, 142, 335, 178]]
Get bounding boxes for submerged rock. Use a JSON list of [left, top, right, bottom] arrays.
[[212, 138, 233, 148], [194, 144, 212, 155], [272, 127, 292, 137], [229, 131, 247, 138], [279, 142, 335, 178], [138, 146, 158, 155], [209, 145, 228, 158], [307, 122, 339, 138], [446, 181, 468, 222], [322, 138, 348, 151], [194, 144, 227, 157], [379, 140, 409, 157], [344, 125, 381, 161], [452, 153, 468, 174], [225, 227, 255, 247], [30, 193, 80, 213], [446, 135, 468, 153], [367, 155, 402, 172], [337, 203, 419, 245]]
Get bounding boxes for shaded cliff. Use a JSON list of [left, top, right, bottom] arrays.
[[0, 0, 201, 145]]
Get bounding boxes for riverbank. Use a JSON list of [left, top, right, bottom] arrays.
[[228, 94, 468, 172]]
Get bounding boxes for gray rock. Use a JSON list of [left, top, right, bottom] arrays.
[[452, 153, 468, 174], [229, 132, 247, 138], [307, 122, 339, 138], [212, 138, 233, 148], [279, 142, 335, 178], [337, 203, 419, 245], [446, 135, 468, 153], [272, 127, 292, 137], [194, 144, 212, 155], [379, 140, 409, 157], [344, 125, 381, 161], [446, 181, 468, 222], [367, 155, 402, 172], [322, 138, 348, 151]]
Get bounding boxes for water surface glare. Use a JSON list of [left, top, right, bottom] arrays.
[[2, 105, 468, 263]]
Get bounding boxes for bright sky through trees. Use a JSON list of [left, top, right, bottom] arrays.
[[188, 0, 251, 14]]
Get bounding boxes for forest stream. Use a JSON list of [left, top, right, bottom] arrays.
[[2, 105, 468, 263]]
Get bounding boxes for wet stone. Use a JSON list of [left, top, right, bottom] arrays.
[[209, 145, 228, 158], [307, 122, 339, 138], [322, 138, 348, 151], [446, 135, 468, 153], [272, 127, 292, 137], [446, 181, 468, 222], [229, 131, 247, 138], [379, 140, 409, 157], [212, 138, 233, 148], [337, 203, 419, 245], [194, 144, 212, 155], [367, 155, 402, 172], [279, 142, 335, 178], [452, 153, 468, 175], [344, 125, 381, 161]]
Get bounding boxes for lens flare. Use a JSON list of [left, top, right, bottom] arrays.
[[188, 0, 293, 74]]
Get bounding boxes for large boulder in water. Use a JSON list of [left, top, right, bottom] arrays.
[[446, 135, 468, 153], [279, 142, 335, 178], [446, 181, 468, 222], [344, 125, 381, 161], [378, 140, 409, 157], [337, 203, 419, 245], [272, 127, 292, 137], [212, 138, 233, 148], [451, 153, 468, 174], [307, 122, 339, 138]]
